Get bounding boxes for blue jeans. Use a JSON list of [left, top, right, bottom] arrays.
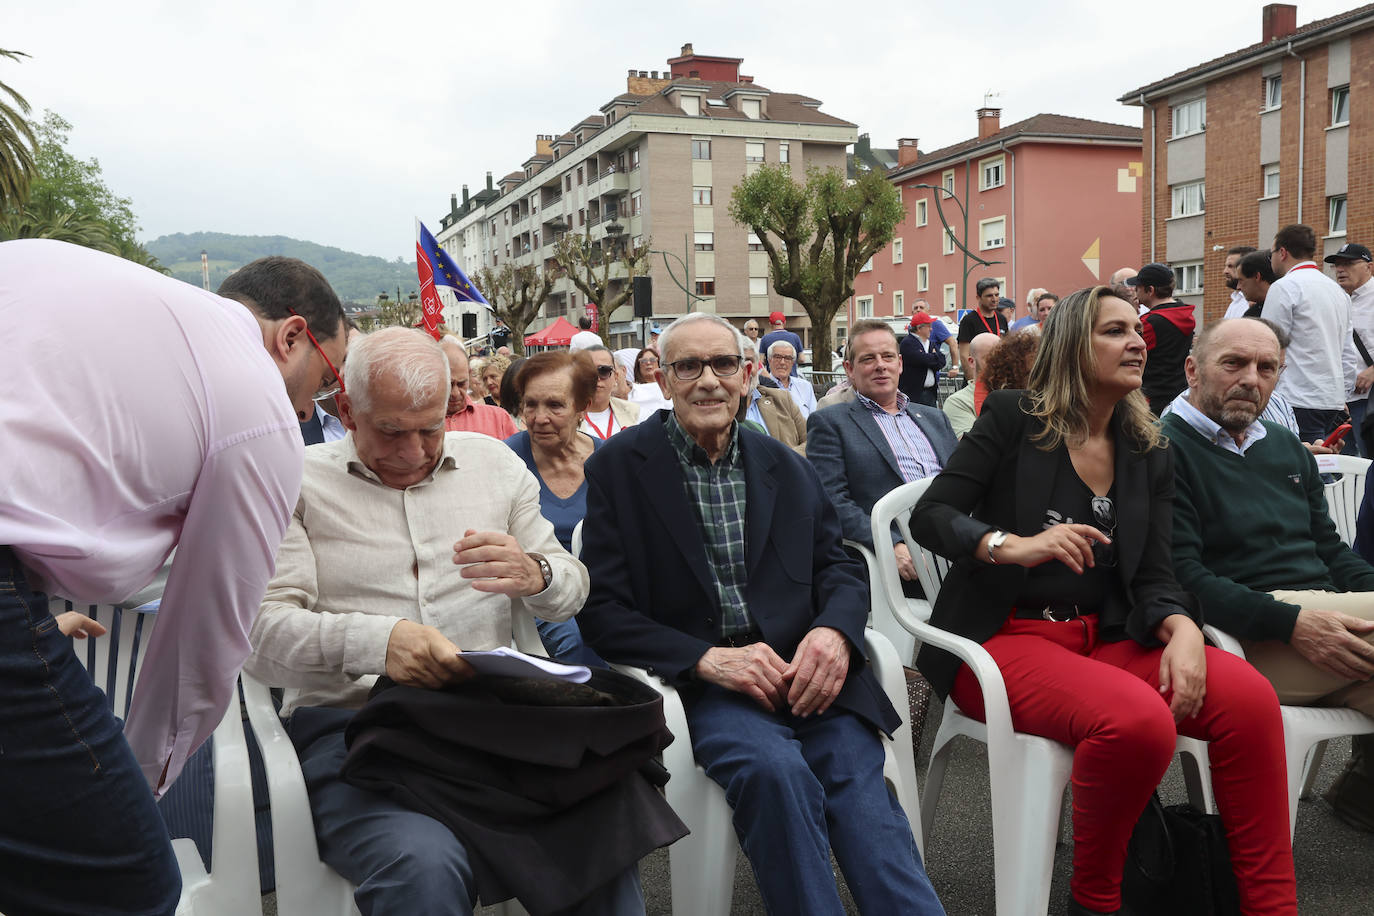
[[684, 685, 945, 916], [288, 705, 643, 916], [537, 618, 606, 668], [0, 548, 181, 915], [1293, 406, 1357, 454]]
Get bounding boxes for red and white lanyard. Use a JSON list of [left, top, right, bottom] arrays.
[[585, 411, 618, 440]]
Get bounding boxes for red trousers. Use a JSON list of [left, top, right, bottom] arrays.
[[949, 614, 1297, 915]]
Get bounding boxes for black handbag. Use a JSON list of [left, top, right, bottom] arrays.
[[1122, 794, 1240, 916]]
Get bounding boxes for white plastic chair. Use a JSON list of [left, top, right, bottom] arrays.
[[1321, 454, 1370, 544], [842, 538, 922, 667], [870, 481, 1213, 916], [241, 615, 546, 916], [1202, 624, 1374, 837], [614, 628, 921, 916], [50, 598, 263, 916]]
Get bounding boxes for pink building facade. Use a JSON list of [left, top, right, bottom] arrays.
[[850, 111, 1144, 330]]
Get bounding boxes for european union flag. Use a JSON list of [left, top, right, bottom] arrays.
[[417, 221, 489, 306]]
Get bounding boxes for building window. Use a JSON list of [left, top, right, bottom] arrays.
[[742, 98, 761, 119], [692, 139, 711, 160], [680, 94, 701, 116], [942, 284, 957, 311], [694, 231, 714, 251], [980, 155, 1005, 190], [857, 296, 874, 318], [578, 209, 585, 226], [695, 278, 716, 296], [747, 232, 764, 252], [749, 276, 768, 296], [893, 291, 905, 315], [693, 186, 712, 205], [1263, 75, 1282, 110], [630, 146, 641, 169], [564, 175, 572, 192], [576, 167, 583, 185], [1263, 164, 1280, 199], [943, 227, 956, 255], [745, 141, 765, 162], [778, 142, 790, 164], [1174, 262, 1204, 295], [979, 217, 1006, 250], [1171, 98, 1206, 137], [1171, 181, 1205, 218], [630, 192, 641, 216], [860, 256, 874, 272], [892, 238, 903, 264], [1332, 86, 1350, 126], [942, 170, 955, 195], [915, 199, 928, 226], [1330, 195, 1348, 235], [917, 263, 929, 291]]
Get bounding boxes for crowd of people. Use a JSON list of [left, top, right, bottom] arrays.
[[4, 224, 1374, 916]]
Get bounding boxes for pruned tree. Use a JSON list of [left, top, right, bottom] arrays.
[[374, 292, 421, 330], [729, 164, 904, 363], [0, 49, 36, 211], [553, 230, 652, 346], [473, 262, 552, 356]]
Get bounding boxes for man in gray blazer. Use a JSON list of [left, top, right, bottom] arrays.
[[808, 319, 959, 587]]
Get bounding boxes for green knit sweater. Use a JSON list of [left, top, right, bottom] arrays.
[[1163, 413, 1374, 642]]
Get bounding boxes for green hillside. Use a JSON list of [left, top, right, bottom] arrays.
[[146, 232, 418, 304]]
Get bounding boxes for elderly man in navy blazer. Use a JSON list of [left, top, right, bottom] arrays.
[[807, 319, 959, 586], [577, 313, 945, 916]]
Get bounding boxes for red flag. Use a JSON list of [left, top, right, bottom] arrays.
[[415, 239, 444, 341], [585, 303, 599, 333]]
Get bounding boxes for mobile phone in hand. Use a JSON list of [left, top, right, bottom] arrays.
[[1321, 423, 1353, 449]]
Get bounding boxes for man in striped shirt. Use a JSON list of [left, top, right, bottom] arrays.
[[808, 320, 959, 590]]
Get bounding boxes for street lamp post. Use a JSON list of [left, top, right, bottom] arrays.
[[911, 182, 1004, 313]]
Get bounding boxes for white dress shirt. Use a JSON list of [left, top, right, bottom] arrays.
[[1262, 261, 1355, 409], [1223, 289, 1250, 319], [0, 239, 303, 793], [774, 374, 817, 419], [1347, 276, 1374, 403], [1166, 392, 1268, 457], [246, 432, 587, 715]]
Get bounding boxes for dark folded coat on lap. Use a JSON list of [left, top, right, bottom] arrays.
[[340, 670, 688, 916]]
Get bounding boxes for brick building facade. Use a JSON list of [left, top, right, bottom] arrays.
[[1122, 2, 1374, 324]]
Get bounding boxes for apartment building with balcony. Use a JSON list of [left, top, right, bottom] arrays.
[[434, 44, 856, 348], [850, 109, 1142, 331], [1121, 2, 1374, 323]]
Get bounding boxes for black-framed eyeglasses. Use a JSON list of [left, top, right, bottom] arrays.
[[665, 355, 743, 380], [287, 306, 345, 399], [1091, 495, 1117, 567], [594, 364, 617, 379]]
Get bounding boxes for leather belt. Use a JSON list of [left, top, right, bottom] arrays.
[[718, 629, 766, 648], [1012, 604, 1090, 623]]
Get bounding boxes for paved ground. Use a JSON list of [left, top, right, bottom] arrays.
[[266, 689, 1374, 915]]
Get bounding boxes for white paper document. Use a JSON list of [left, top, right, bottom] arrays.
[[459, 646, 592, 683]]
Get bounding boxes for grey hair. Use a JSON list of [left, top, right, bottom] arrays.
[[768, 339, 797, 359], [658, 312, 748, 363], [344, 327, 449, 414]]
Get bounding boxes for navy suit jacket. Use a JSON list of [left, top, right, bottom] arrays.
[[577, 412, 900, 736], [806, 396, 959, 550]]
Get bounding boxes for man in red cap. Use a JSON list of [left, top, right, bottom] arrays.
[[759, 310, 803, 380], [898, 312, 945, 407]]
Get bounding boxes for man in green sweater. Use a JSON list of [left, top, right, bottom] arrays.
[[1162, 317, 1374, 829]]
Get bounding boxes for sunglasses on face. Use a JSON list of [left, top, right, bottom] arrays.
[[595, 365, 617, 378]]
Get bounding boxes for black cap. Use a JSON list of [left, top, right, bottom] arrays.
[[1126, 263, 1173, 288], [996, 297, 1015, 310], [1324, 243, 1372, 264]]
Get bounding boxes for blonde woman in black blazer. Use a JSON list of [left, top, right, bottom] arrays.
[[911, 286, 1296, 916]]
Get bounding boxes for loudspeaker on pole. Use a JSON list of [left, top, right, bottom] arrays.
[[633, 276, 653, 318]]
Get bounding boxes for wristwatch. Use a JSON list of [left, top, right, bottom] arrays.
[[527, 553, 553, 591], [986, 530, 1009, 564]]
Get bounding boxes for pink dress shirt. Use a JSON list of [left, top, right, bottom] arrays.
[[444, 401, 518, 438], [0, 240, 304, 794]]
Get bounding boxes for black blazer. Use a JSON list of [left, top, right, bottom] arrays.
[[578, 412, 901, 736], [911, 390, 1200, 698]]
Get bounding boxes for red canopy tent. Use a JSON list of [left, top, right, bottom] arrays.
[[523, 316, 579, 349]]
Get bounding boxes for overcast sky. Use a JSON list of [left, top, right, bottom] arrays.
[[7, 0, 1353, 261]]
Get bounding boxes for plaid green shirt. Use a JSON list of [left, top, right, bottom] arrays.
[[665, 413, 754, 636]]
